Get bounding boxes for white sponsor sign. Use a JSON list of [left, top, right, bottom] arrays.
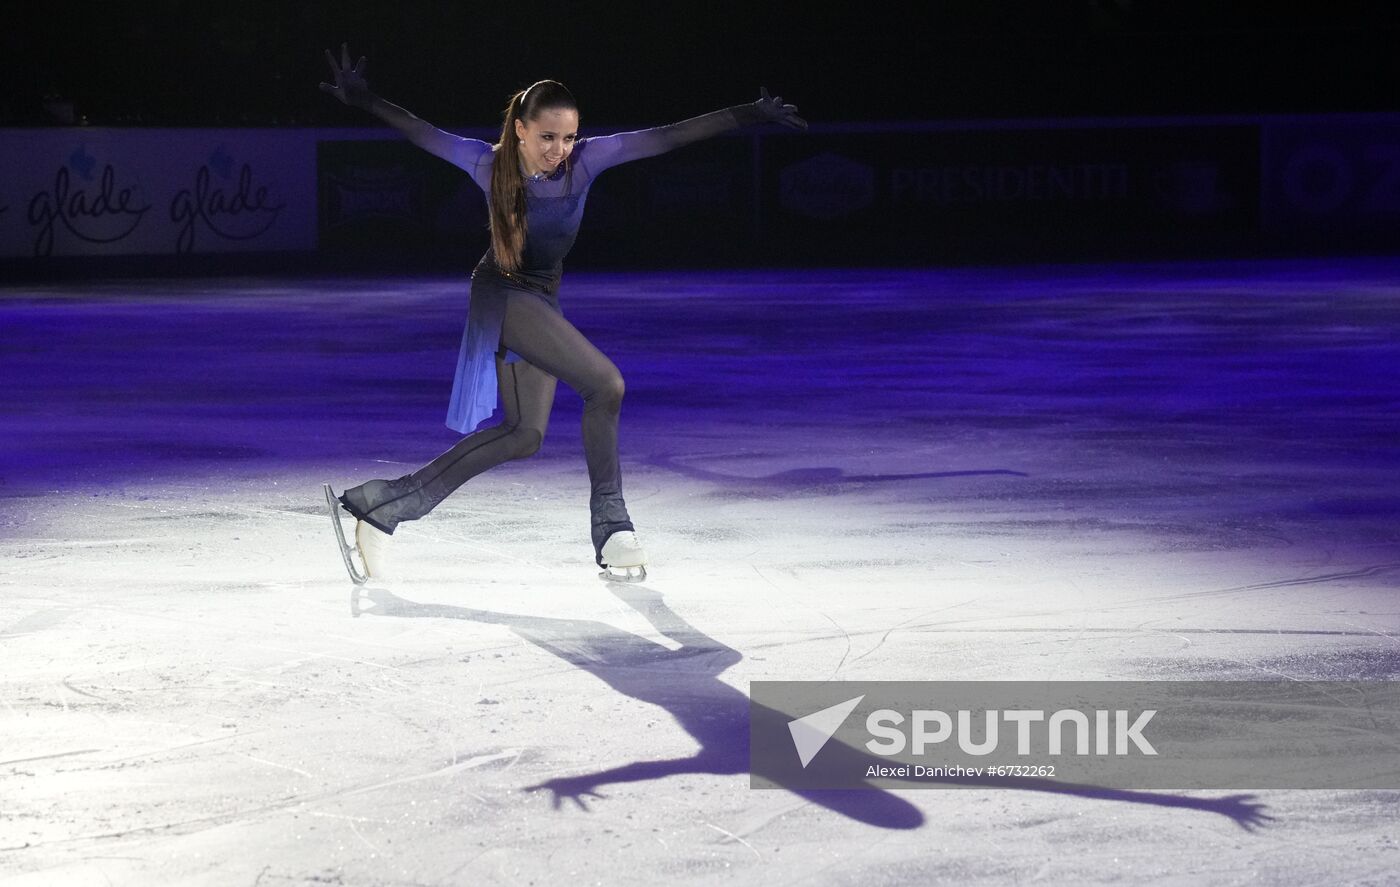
[[0, 128, 321, 257]]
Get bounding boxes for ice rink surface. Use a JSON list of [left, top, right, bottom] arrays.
[[2, 259, 1398, 885]]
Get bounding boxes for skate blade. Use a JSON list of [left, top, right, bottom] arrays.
[[323, 483, 368, 586], [599, 565, 647, 583]]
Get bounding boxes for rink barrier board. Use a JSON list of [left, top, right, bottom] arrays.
[[2, 114, 1399, 263]]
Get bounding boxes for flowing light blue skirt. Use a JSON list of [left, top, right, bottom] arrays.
[[445, 273, 562, 434]]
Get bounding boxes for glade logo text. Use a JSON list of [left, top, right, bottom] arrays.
[[28, 161, 151, 257], [170, 148, 285, 253], [864, 708, 1157, 756]]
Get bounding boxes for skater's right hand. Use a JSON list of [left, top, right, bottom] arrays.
[[319, 42, 373, 109]]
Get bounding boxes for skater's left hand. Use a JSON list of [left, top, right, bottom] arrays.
[[754, 86, 808, 131], [526, 775, 607, 811], [1212, 793, 1277, 831]]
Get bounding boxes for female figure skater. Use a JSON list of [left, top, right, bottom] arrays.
[[318, 44, 807, 583]]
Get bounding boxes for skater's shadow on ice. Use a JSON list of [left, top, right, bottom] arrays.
[[647, 452, 1027, 492], [354, 585, 1273, 832], [354, 583, 922, 828]]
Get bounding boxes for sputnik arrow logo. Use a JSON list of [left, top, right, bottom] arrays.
[[787, 695, 864, 768]]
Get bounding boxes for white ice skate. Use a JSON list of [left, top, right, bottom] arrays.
[[355, 517, 393, 581], [598, 530, 648, 582], [322, 483, 367, 585]]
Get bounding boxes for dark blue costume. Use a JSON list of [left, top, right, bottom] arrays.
[[339, 105, 765, 560]]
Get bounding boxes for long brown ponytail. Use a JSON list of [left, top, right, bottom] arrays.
[[490, 79, 577, 272]]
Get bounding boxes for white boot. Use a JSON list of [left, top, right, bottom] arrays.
[[599, 530, 647, 582], [355, 520, 394, 581]]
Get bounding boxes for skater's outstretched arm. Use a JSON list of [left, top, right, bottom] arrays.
[[319, 42, 491, 176], [526, 752, 733, 810], [578, 87, 807, 178]]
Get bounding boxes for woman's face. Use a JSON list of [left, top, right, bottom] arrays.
[[515, 106, 579, 175]]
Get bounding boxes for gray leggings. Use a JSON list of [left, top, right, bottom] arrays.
[[338, 288, 634, 558]]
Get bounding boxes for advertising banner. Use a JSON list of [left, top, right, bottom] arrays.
[[760, 125, 1261, 262], [0, 128, 319, 258], [317, 138, 488, 258], [10, 116, 1400, 266], [1262, 118, 1400, 248]]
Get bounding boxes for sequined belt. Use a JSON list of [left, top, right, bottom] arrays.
[[472, 265, 555, 296]]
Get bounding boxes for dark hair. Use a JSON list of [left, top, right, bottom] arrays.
[[490, 80, 577, 272]]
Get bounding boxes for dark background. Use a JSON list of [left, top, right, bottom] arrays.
[[5, 1, 1399, 128]]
